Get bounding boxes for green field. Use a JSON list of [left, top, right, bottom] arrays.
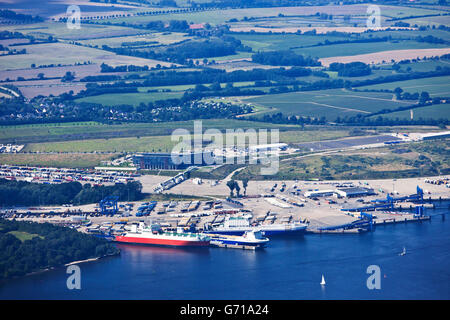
[[404, 15, 450, 27], [244, 89, 412, 120], [21, 129, 351, 153], [371, 103, 450, 120], [75, 91, 184, 106], [0, 153, 115, 168], [102, 4, 446, 26], [7, 231, 44, 242], [234, 33, 352, 52], [357, 76, 450, 97], [0, 119, 302, 144], [24, 135, 176, 153], [393, 60, 450, 73], [234, 140, 450, 180]]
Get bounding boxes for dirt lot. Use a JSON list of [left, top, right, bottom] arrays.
[[319, 48, 450, 66]]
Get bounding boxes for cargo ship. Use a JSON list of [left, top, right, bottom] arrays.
[[115, 222, 210, 247], [204, 217, 307, 236], [209, 230, 269, 250]]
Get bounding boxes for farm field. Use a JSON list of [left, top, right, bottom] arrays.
[[357, 76, 450, 96], [294, 40, 450, 59], [17, 82, 87, 99], [233, 33, 355, 51], [0, 63, 111, 81], [405, 15, 450, 27], [0, 22, 145, 41], [392, 60, 450, 72], [244, 89, 413, 121], [370, 103, 450, 120], [0, 0, 139, 19], [0, 42, 172, 70], [76, 32, 192, 48], [102, 4, 447, 26], [136, 81, 257, 93], [319, 48, 450, 66]]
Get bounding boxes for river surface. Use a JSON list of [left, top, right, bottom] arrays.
[[1, 205, 449, 300]]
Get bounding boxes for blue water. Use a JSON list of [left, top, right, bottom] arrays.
[[1, 208, 449, 300]]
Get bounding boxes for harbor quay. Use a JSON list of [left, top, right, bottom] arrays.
[[4, 175, 449, 236]]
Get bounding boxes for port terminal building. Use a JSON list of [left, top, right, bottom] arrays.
[[335, 187, 376, 198], [133, 151, 214, 170], [304, 187, 375, 198]]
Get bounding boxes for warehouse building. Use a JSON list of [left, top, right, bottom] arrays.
[[421, 131, 450, 141], [133, 151, 215, 170], [335, 187, 376, 198], [304, 189, 336, 198], [249, 143, 288, 153]]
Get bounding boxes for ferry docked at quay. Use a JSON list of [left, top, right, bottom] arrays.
[[209, 230, 270, 250], [114, 222, 272, 249], [114, 222, 210, 247], [204, 216, 308, 236]]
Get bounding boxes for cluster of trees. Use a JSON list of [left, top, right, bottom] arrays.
[[0, 47, 26, 56], [416, 35, 448, 45], [393, 87, 431, 103], [131, 100, 252, 122], [247, 112, 326, 125], [0, 179, 143, 206], [0, 97, 36, 119], [194, 0, 320, 8], [80, 74, 121, 82], [144, 20, 189, 32], [351, 66, 450, 88], [336, 114, 449, 128], [70, 66, 317, 103], [252, 50, 321, 67], [77, 66, 319, 98], [101, 36, 250, 64], [182, 84, 266, 100], [329, 62, 372, 77], [100, 63, 150, 73], [0, 30, 26, 40], [226, 179, 249, 197], [0, 93, 252, 124], [0, 9, 43, 23], [0, 219, 119, 280], [61, 71, 75, 82]]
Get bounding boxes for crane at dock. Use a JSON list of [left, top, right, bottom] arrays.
[[99, 196, 119, 215]]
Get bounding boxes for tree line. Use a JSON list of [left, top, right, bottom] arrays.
[[0, 179, 143, 206], [251, 50, 321, 67], [0, 218, 119, 280]]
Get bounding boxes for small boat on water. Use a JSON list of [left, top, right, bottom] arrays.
[[399, 247, 406, 256], [209, 230, 269, 250], [320, 275, 326, 286]]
